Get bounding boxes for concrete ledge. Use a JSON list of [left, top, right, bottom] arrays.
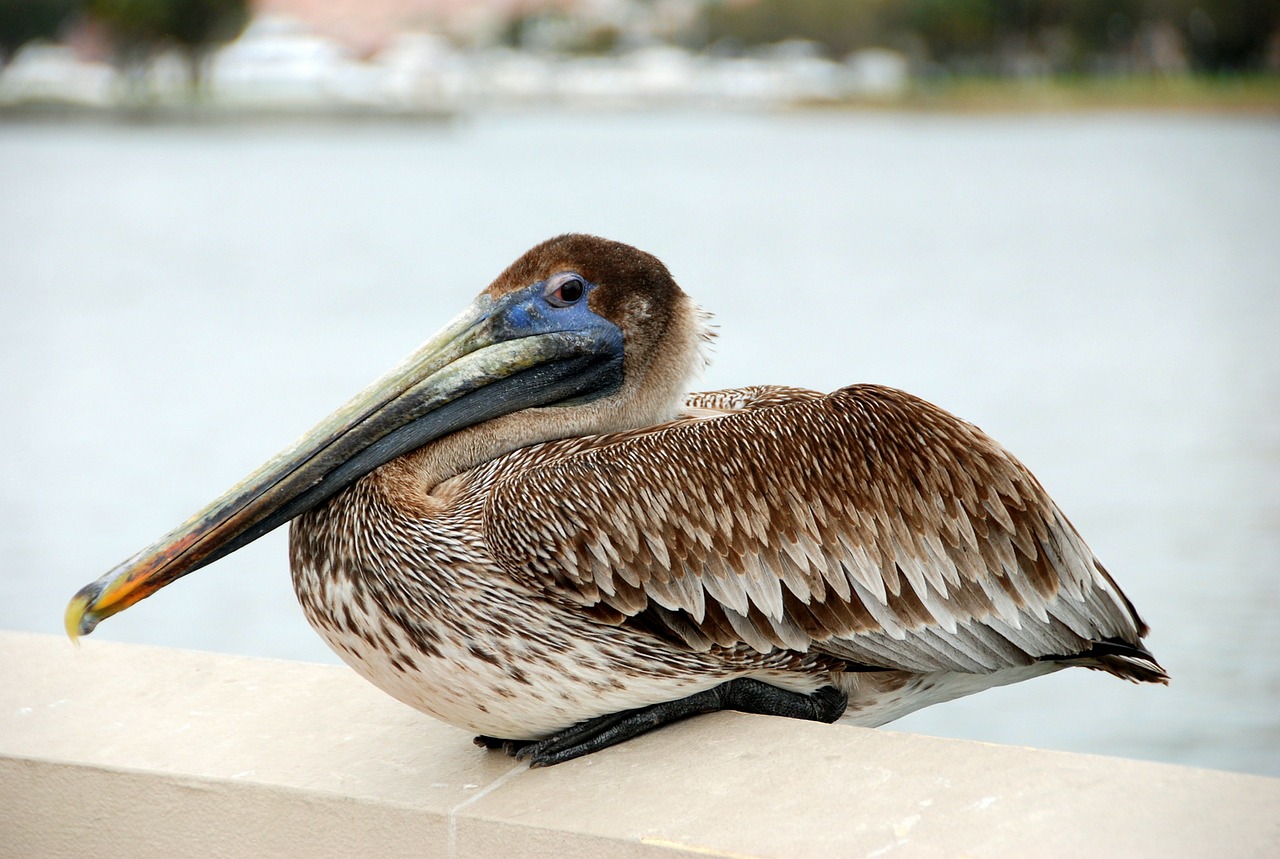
[[3, 630, 1277, 858]]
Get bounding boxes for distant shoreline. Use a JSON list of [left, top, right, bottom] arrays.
[[3, 75, 1277, 121], [808, 75, 1280, 115], [0, 100, 455, 126]]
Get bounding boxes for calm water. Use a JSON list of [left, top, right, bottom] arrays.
[[2, 111, 1277, 777]]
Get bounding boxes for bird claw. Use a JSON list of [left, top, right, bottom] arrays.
[[473, 708, 654, 767], [472, 735, 533, 757]]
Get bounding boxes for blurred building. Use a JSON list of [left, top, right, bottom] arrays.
[[250, 0, 701, 55], [0, 0, 1274, 111]]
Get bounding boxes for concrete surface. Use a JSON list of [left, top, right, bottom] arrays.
[[2, 630, 1277, 858]]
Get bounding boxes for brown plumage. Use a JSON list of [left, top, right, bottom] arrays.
[[488, 384, 1159, 679], [69, 234, 1167, 766]]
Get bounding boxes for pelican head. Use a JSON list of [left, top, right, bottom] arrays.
[[67, 234, 708, 638]]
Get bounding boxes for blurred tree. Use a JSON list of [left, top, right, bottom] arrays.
[[983, 0, 1149, 72], [901, 0, 1000, 60], [1177, 0, 1280, 70], [88, 0, 169, 85], [165, 0, 248, 89], [576, 23, 624, 55], [699, 0, 1280, 72], [703, 0, 901, 57], [89, 0, 247, 94], [0, 0, 80, 68]]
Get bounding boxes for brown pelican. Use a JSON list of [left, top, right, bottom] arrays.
[[67, 234, 1167, 766]]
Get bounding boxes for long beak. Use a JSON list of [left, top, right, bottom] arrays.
[[66, 292, 622, 639]]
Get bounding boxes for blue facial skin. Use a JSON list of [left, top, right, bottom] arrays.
[[482, 277, 626, 409], [484, 278, 624, 363]]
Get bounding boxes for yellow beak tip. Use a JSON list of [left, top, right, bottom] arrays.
[[64, 596, 89, 645]]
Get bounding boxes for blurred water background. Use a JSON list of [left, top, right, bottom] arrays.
[[2, 110, 1277, 778], [2, 0, 1279, 781]]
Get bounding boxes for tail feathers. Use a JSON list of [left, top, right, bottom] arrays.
[[1042, 638, 1170, 685]]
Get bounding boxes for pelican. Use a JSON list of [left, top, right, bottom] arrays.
[[67, 234, 1167, 766]]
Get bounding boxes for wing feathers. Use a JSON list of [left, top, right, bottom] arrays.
[[483, 384, 1159, 677]]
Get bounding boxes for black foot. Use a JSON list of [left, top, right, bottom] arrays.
[[473, 735, 534, 756], [476, 679, 847, 767]]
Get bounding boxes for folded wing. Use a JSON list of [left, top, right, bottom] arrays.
[[484, 384, 1166, 682]]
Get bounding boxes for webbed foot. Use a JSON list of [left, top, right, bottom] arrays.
[[476, 679, 846, 767]]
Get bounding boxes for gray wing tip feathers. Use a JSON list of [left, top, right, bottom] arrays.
[[1042, 637, 1170, 685]]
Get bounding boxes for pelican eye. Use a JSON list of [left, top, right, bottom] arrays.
[[545, 273, 586, 307]]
